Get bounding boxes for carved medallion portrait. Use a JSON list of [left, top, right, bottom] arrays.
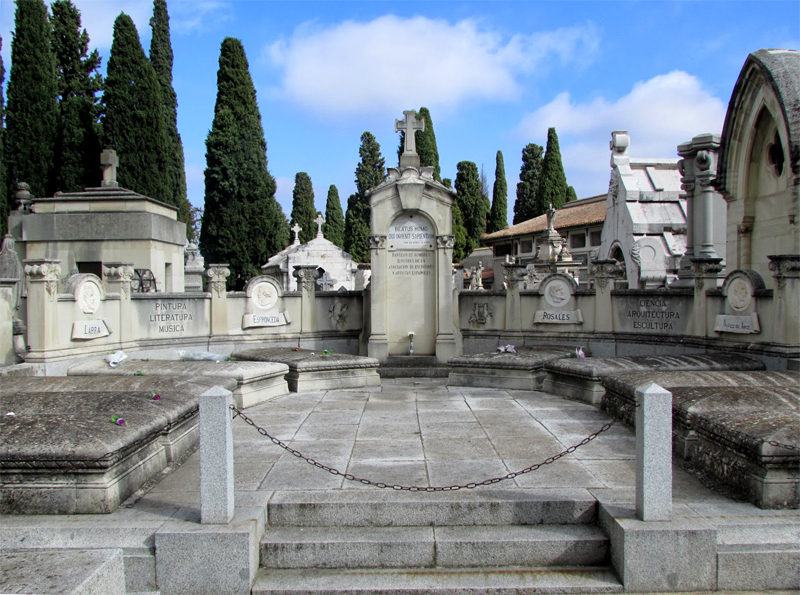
[[251, 282, 278, 310], [727, 277, 752, 311], [543, 278, 571, 308], [78, 281, 101, 314]]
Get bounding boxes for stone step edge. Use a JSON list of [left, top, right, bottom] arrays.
[[252, 566, 622, 593]]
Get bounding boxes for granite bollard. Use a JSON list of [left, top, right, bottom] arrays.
[[200, 385, 234, 524], [635, 382, 672, 521]]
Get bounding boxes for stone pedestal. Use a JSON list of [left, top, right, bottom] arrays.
[[501, 263, 527, 331], [293, 265, 322, 333], [184, 243, 205, 292], [690, 257, 725, 335], [23, 259, 61, 357], [103, 263, 135, 344], [206, 264, 230, 336], [589, 259, 624, 333], [768, 254, 800, 345]]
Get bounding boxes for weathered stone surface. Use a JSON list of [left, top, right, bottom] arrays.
[[0, 376, 236, 514], [448, 346, 576, 390], [544, 353, 765, 406], [68, 357, 289, 409], [603, 371, 800, 508], [0, 548, 125, 595], [232, 347, 380, 392]]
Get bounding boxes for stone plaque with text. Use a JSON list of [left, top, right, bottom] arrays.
[[714, 313, 760, 334], [613, 294, 692, 334], [534, 309, 583, 324], [242, 311, 291, 329], [71, 319, 111, 340]]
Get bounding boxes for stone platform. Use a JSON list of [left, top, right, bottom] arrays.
[[448, 346, 579, 390], [543, 353, 766, 405], [602, 370, 800, 509], [68, 357, 290, 409], [232, 347, 380, 392], [0, 375, 237, 514]]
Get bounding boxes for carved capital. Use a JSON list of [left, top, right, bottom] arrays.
[[690, 257, 724, 291], [103, 263, 135, 297], [292, 265, 323, 293], [436, 235, 455, 249], [768, 254, 800, 290], [589, 258, 624, 290], [24, 259, 62, 302], [502, 263, 527, 291], [206, 264, 230, 298], [368, 235, 386, 250]]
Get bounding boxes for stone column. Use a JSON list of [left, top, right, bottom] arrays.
[[206, 264, 230, 336], [366, 235, 388, 360], [589, 259, 624, 333], [200, 385, 234, 524], [768, 254, 800, 345], [103, 263, 135, 344], [23, 259, 62, 357], [502, 263, 527, 332], [435, 235, 457, 362], [636, 383, 673, 521], [292, 265, 322, 334], [690, 257, 724, 336]]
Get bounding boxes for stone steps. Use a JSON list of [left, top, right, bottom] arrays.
[[0, 549, 127, 595], [251, 566, 622, 594], [266, 489, 598, 527], [260, 525, 609, 569]]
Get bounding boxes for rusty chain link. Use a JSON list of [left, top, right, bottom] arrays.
[[229, 403, 623, 491]]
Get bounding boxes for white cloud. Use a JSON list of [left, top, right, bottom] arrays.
[[170, 1, 232, 35], [265, 16, 599, 118], [516, 71, 727, 197]]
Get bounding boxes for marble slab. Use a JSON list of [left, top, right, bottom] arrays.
[[0, 375, 237, 514], [448, 346, 578, 391], [231, 348, 380, 392], [543, 353, 765, 406], [68, 357, 290, 408]]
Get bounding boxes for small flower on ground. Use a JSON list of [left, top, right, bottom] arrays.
[[576, 346, 586, 358], [152, 393, 161, 401], [6, 412, 15, 417], [112, 416, 125, 426]]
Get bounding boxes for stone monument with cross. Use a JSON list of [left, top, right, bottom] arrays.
[[366, 110, 459, 362]]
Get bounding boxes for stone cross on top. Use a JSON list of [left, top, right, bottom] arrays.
[[395, 110, 425, 168], [291, 223, 302, 245], [315, 213, 325, 238], [100, 149, 119, 188]]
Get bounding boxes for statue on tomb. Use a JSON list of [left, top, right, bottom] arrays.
[[546, 203, 556, 231], [475, 261, 484, 289]]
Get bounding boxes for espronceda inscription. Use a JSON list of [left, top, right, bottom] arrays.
[[388, 251, 434, 276], [150, 301, 193, 333], [624, 298, 682, 332]]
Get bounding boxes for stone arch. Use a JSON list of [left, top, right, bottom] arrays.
[[608, 242, 628, 279]]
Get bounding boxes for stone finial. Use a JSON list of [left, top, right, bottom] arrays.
[[291, 223, 302, 245], [610, 130, 630, 167], [315, 213, 325, 239], [100, 149, 119, 188], [14, 182, 33, 211], [206, 264, 230, 298]]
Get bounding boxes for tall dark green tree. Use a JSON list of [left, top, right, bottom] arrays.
[[50, 0, 102, 193], [5, 0, 59, 209], [102, 13, 170, 203], [0, 37, 6, 225], [345, 131, 385, 262], [487, 150, 507, 233], [536, 127, 568, 213], [322, 184, 345, 249], [396, 106, 440, 181], [454, 160, 485, 256], [565, 185, 578, 203], [513, 143, 543, 224], [451, 200, 469, 263], [149, 0, 191, 235], [291, 172, 316, 244], [200, 37, 288, 289]]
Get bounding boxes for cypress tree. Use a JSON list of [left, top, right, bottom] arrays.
[[454, 160, 485, 255], [149, 0, 192, 235], [487, 150, 507, 233], [0, 37, 6, 225], [102, 13, 170, 203], [536, 127, 568, 213], [513, 142, 543, 224], [291, 172, 316, 244], [50, 0, 102, 193], [565, 185, 578, 203], [322, 184, 345, 249], [200, 37, 288, 289], [345, 131, 385, 263], [396, 106, 441, 181], [452, 200, 469, 263], [5, 0, 59, 207]]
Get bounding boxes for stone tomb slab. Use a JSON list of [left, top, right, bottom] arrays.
[[232, 347, 380, 392], [0, 375, 237, 514], [448, 346, 578, 391], [602, 370, 800, 509], [543, 353, 765, 406], [68, 357, 289, 409]]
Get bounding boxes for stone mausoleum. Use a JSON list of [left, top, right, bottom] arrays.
[[0, 50, 798, 595]]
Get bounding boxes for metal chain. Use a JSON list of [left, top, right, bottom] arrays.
[[230, 403, 621, 491]]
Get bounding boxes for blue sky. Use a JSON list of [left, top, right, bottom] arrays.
[[1, 1, 798, 226]]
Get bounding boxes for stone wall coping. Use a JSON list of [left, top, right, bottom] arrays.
[[232, 347, 379, 372], [449, 347, 575, 370], [67, 358, 290, 384]]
